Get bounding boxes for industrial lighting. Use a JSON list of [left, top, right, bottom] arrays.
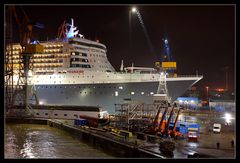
[[224, 113, 232, 124], [132, 7, 137, 13], [131, 92, 135, 95], [150, 92, 154, 95], [115, 91, 119, 96], [119, 86, 123, 89], [141, 92, 144, 95], [28, 70, 32, 77]]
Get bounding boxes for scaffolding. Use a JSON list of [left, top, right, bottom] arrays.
[[5, 6, 39, 118], [113, 102, 160, 131]]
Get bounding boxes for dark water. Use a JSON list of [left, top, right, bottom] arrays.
[[4, 123, 114, 158]]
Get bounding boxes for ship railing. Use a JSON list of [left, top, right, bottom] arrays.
[[167, 75, 203, 78]]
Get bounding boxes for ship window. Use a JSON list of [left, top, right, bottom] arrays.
[[92, 76, 94, 78], [64, 114, 67, 116], [85, 92, 87, 94], [78, 76, 79, 78], [74, 114, 78, 118], [45, 113, 48, 115], [54, 86, 56, 88], [54, 114, 58, 116], [80, 92, 82, 94], [50, 86, 52, 88], [36, 113, 39, 115], [46, 86, 48, 88]]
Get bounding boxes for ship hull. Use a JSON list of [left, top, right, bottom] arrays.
[[30, 80, 198, 114]]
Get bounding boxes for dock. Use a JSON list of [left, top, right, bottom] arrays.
[[6, 117, 166, 158]]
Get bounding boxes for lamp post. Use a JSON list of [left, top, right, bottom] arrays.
[[206, 86, 209, 100], [206, 86, 210, 110], [129, 7, 137, 51]]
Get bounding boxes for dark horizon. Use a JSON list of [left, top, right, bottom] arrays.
[[7, 5, 235, 92]]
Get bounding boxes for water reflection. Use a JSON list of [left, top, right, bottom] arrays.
[[5, 123, 114, 158]]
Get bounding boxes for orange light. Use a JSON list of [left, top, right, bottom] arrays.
[[216, 88, 225, 92]]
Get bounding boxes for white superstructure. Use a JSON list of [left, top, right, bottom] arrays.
[[5, 19, 203, 113]]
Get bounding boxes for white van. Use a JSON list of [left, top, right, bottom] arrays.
[[213, 123, 221, 133]]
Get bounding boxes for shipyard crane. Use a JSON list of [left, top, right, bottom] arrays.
[[163, 105, 175, 136], [57, 20, 67, 39], [155, 37, 177, 76], [169, 107, 183, 138], [5, 6, 44, 116], [157, 106, 168, 135], [162, 38, 172, 62]]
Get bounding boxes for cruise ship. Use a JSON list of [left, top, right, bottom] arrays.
[[6, 19, 203, 114]]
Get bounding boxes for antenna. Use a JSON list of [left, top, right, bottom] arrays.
[[131, 63, 134, 73], [120, 60, 124, 72]]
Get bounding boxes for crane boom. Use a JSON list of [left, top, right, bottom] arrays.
[[164, 105, 175, 135]]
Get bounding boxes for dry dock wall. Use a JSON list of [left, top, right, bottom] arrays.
[[47, 120, 163, 158]]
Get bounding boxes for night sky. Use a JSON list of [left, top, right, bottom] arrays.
[[9, 5, 235, 91]]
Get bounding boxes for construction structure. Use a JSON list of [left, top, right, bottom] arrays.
[[155, 38, 177, 77], [113, 72, 170, 131], [5, 6, 43, 117], [113, 102, 160, 131]]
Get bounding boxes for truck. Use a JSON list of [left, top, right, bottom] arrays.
[[213, 123, 221, 133]]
